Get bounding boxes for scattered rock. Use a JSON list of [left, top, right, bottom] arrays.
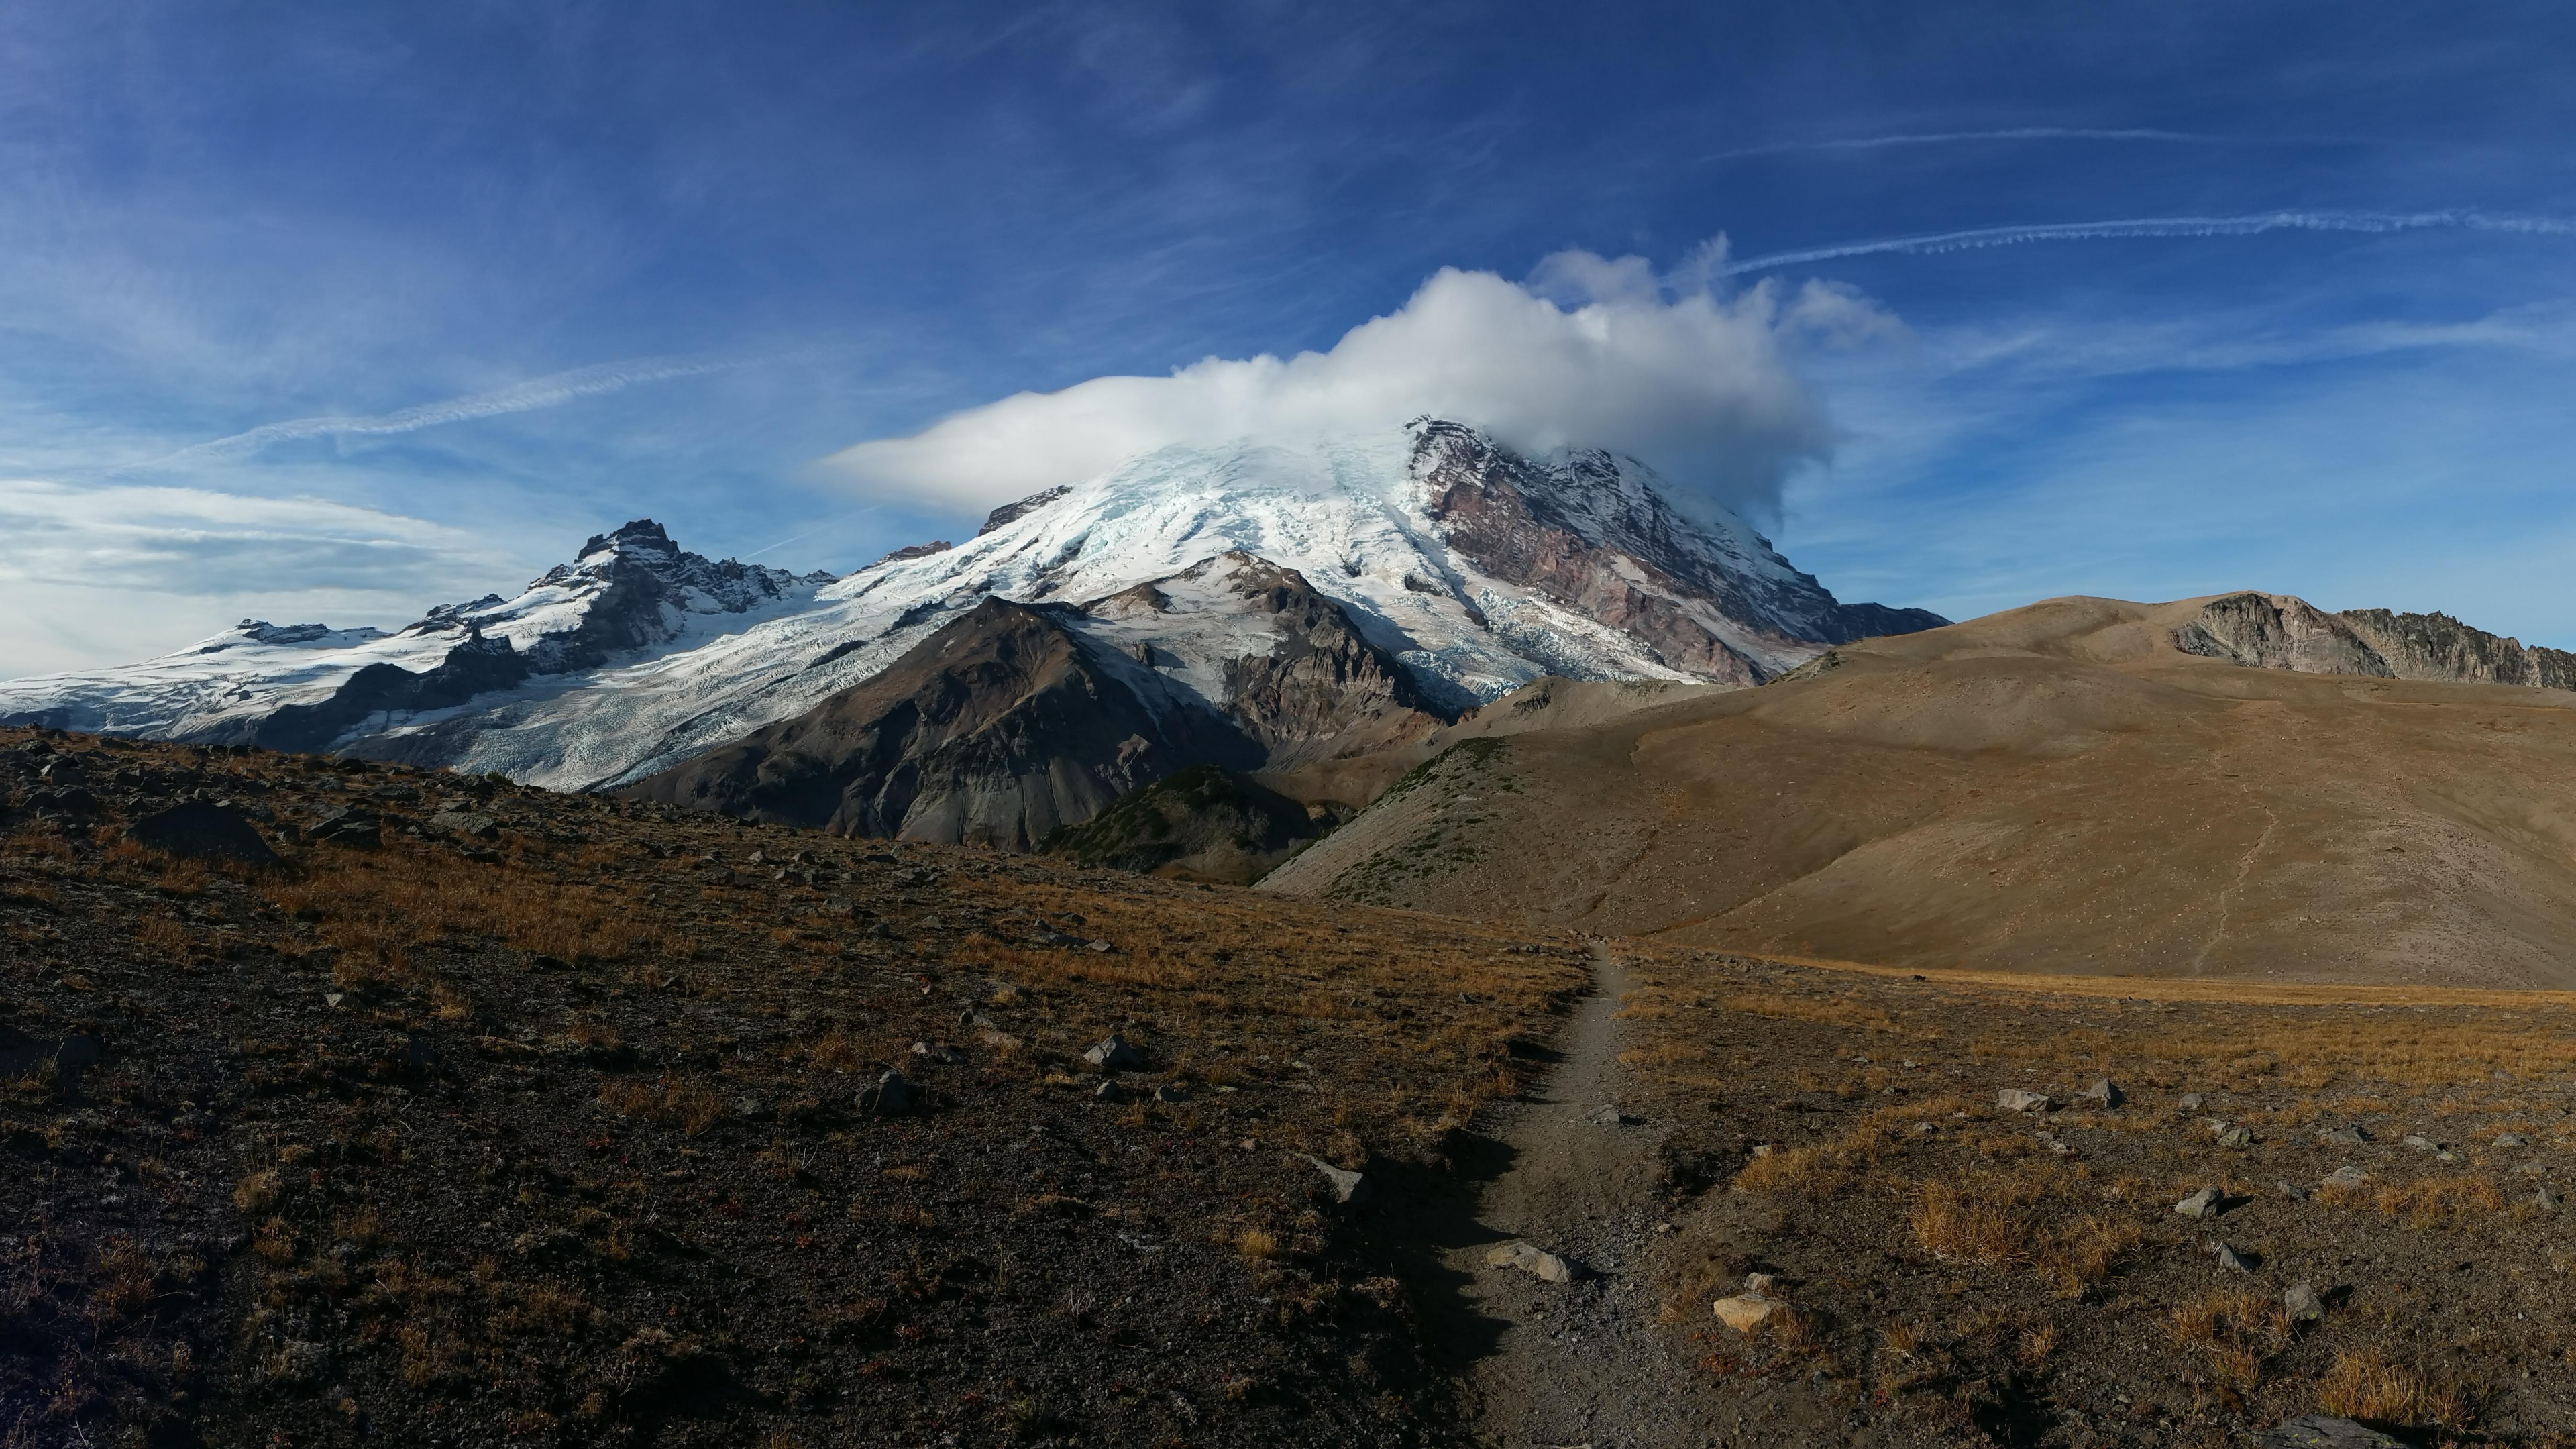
[[2174, 1185, 2224, 1220], [2258, 1415, 2405, 1448], [2316, 1125, 2369, 1146], [307, 807, 383, 849], [2078, 1079, 2125, 1109], [2209, 1241, 2249, 1273], [1152, 1084, 1187, 1104], [1580, 1104, 1630, 1126], [1486, 1241, 1572, 1283], [2540, 1184, 2560, 1212], [1711, 1293, 1777, 1332], [1749, 1143, 1776, 1158], [2284, 1283, 2324, 1322], [2215, 1125, 2255, 1150], [2400, 1134, 2438, 1152], [1996, 1089, 2054, 1113], [428, 810, 500, 841], [1297, 1155, 1371, 1205], [127, 800, 279, 865], [2178, 1092, 2206, 1111], [1093, 1080, 1122, 1103], [2322, 1165, 2367, 1189], [2494, 1133, 2531, 1148], [858, 1069, 915, 1116], [1743, 1272, 1777, 1295], [909, 1041, 962, 1065], [1083, 1034, 1146, 1071], [2276, 1181, 2306, 1200], [733, 1095, 771, 1122], [1911, 1122, 1937, 1137]]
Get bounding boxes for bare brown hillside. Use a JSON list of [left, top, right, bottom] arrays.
[[1263, 594, 2576, 988]]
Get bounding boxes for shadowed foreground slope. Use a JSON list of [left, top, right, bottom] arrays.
[[1265, 594, 2576, 987]]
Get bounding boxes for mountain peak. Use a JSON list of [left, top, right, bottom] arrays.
[[578, 519, 680, 561]]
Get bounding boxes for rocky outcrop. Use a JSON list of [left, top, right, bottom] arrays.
[[2172, 594, 2394, 677], [1409, 421, 1944, 683], [619, 598, 1257, 849], [1084, 553, 1444, 767], [205, 630, 533, 753], [977, 486, 1072, 536], [2339, 608, 2576, 690], [2176, 592, 2576, 690]]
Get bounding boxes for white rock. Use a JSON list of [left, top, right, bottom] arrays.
[[1486, 1241, 1572, 1283]]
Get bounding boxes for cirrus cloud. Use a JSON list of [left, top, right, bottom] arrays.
[[825, 254, 1897, 525]]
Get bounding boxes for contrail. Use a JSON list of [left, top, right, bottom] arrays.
[[146, 354, 754, 468], [1705, 127, 2232, 161], [1719, 209, 2576, 276], [743, 505, 883, 560]]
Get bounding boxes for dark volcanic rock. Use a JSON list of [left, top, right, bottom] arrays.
[[128, 800, 279, 865], [621, 598, 1258, 849]]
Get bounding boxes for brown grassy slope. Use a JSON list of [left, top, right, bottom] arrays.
[[1263, 594, 2576, 987], [0, 729, 1585, 1448], [1604, 943, 2576, 1445]]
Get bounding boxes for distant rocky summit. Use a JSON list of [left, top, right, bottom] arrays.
[[2175, 592, 2576, 689]]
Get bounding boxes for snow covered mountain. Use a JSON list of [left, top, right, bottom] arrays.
[[0, 421, 1945, 838]]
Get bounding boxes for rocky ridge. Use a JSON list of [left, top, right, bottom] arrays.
[[2176, 591, 2576, 690]]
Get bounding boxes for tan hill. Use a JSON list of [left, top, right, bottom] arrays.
[[1263, 592, 2576, 988]]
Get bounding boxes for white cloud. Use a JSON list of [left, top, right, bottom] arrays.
[[826, 255, 1896, 523], [0, 480, 519, 678]]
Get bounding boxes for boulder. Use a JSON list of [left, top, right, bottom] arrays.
[[2322, 1165, 2367, 1190], [2400, 1134, 2438, 1152], [858, 1069, 916, 1116], [2178, 1093, 2206, 1112], [2494, 1133, 2531, 1148], [1996, 1089, 2055, 1114], [2215, 1125, 2255, 1150], [2210, 1241, 2249, 1273], [1712, 1293, 1777, 1332], [1297, 1154, 1371, 1205], [127, 801, 278, 866], [2078, 1079, 2125, 1109], [1580, 1104, 1631, 1126], [1486, 1241, 1572, 1283], [2284, 1283, 2324, 1322], [1083, 1034, 1146, 1071], [2174, 1185, 2223, 1220], [429, 810, 500, 841], [2316, 1125, 2368, 1146]]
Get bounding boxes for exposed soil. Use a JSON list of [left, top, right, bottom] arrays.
[[0, 727, 1589, 1447], [1265, 594, 2576, 989]]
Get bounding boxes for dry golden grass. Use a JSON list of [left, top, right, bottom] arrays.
[[2358, 1175, 2509, 1230], [263, 844, 643, 973], [2316, 1346, 2466, 1427], [596, 1075, 727, 1136], [1233, 1229, 1281, 1261]]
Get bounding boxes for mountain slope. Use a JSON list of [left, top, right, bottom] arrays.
[[0, 422, 1947, 825], [1263, 592, 2576, 987]]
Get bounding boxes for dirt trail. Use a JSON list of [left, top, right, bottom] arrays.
[[1448, 940, 1717, 1447]]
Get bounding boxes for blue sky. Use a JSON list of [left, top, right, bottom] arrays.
[[3, 3, 2574, 675]]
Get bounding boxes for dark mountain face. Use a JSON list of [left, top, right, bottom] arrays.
[[1408, 421, 1946, 683], [619, 598, 1258, 849]]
